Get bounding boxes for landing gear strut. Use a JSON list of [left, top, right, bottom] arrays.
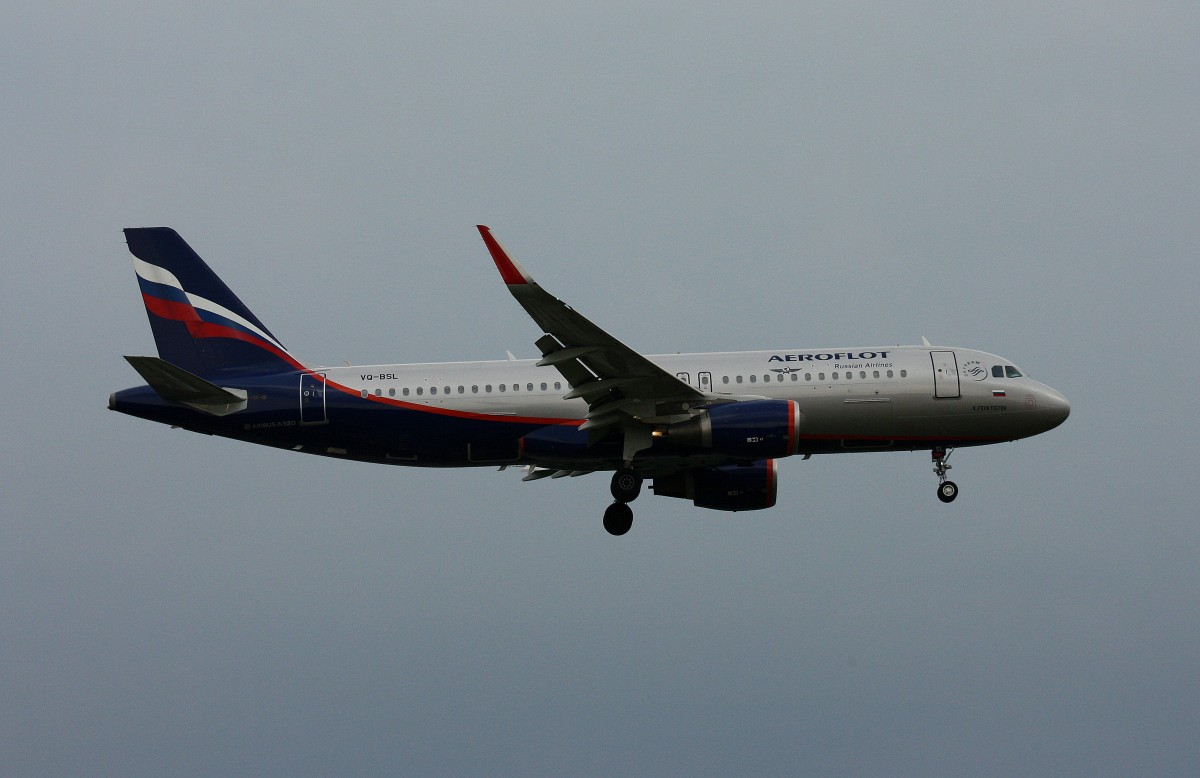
[[604, 468, 642, 535], [932, 447, 958, 503]]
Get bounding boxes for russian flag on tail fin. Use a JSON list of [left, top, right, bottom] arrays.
[[125, 228, 300, 377]]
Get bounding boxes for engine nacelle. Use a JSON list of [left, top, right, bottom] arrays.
[[652, 460, 778, 511], [667, 399, 801, 459]]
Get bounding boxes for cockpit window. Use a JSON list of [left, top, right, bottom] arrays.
[[993, 364, 1025, 378]]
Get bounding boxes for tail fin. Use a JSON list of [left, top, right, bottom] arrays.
[[125, 228, 299, 376]]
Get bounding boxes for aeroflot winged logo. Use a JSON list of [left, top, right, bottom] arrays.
[[768, 351, 890, 362]]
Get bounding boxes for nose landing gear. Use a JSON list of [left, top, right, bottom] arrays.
[[603, 468, 642, 535], [932, 447, 958, 503]]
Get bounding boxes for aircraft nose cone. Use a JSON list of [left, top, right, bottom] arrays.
[[1042, 387, 1070, 428]]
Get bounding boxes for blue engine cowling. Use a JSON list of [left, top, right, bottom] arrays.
[[651, 460, 778, 511], [667, 399, 801, 459]]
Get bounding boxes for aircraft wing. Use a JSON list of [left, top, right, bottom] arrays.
[[478, 226, 706, 434]]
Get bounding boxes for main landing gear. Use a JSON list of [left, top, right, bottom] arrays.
[[932, 447, 958, 503], [603, 468, 642, 535]]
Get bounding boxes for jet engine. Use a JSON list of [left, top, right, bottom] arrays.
[[651, 460, 778, 511], [667, 399, 801, 459]]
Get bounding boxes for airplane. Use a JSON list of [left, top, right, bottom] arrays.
[[109, 226, 1070, 535]]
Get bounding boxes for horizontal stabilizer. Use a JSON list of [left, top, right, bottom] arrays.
[[124, 356, 247, 414]]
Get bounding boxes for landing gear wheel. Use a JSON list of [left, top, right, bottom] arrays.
[[610, 468, 643, 503], [931, 448, 957, 504], [937, 480, 959, 503], [603, 502, 634, 536]]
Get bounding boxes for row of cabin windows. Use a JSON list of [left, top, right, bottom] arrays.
[[364, 368, 915, 399], [720, 369, 906, 385], [364, 381, 564, 399]]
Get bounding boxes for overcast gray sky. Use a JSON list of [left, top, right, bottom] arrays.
[[3, 3, 1198, 775]]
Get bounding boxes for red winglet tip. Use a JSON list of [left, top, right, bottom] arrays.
[[478, 225, 528, 285]]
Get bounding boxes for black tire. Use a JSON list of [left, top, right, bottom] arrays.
[[603, 502, 634, 536], [610, 468, 643, 503], [937, 481, 959, 503]]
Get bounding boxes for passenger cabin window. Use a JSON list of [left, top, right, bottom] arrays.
[[900, 370, 907, 378], [485, 384, 492, 392], [403, 388, 410, 396], [749, 375, 756, 383], [416, 387, 423, 395], [430, 387, 437, 395]]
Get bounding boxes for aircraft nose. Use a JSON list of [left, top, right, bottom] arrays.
[[1041, 387, 1070, 429]]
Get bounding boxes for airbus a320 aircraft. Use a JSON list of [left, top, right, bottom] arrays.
[[110, 227, 1069, 535]]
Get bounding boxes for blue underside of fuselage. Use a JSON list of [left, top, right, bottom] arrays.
[[110, 376, 616, 468], [109, 371, 1004, 472]]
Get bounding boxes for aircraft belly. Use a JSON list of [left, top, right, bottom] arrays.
[[894, 403, 1015, 443]]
